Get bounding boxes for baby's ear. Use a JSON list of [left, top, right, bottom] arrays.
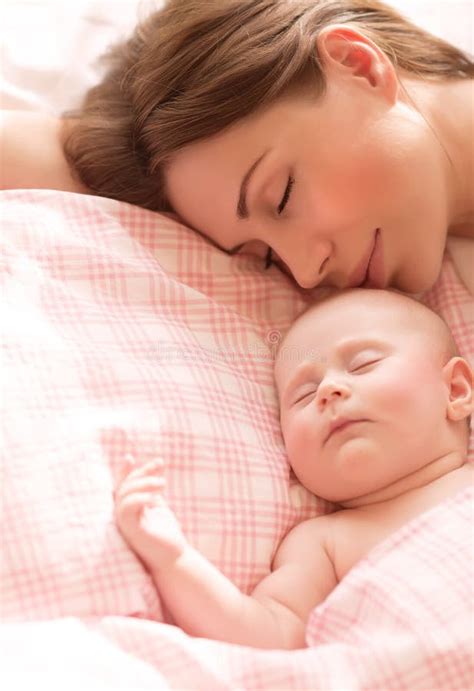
[[442, 357, 473, 421]]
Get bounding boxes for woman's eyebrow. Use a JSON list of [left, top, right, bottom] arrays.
[[236, 150, 271, 220]]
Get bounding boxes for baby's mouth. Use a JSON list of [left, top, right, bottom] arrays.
[[324, 418, 369, 444]]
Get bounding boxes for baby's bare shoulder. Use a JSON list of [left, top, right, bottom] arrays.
[[273, 512, 340, 568], [267, 513, 339, 609]]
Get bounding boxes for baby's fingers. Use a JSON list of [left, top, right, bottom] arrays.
[[126, 458, 164, 479], [115, 486, 167, 520], [115, 474, 166, 504], [115, 491, 152, 529], [114, 458, 165, 497]]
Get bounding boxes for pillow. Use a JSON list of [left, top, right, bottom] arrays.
[[1, 189, 324, 622]]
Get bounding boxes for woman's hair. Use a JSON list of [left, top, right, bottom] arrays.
[[62, 0, 474, 211]]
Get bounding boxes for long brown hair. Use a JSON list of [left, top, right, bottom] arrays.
[[62, 0, 473, 211]]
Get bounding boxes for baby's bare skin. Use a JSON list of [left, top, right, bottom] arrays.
[[309, 462, 472, 584], [114, 457, 472, 650], [115, 289, 473, 649]]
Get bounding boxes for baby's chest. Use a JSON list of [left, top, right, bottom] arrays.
[[330, 510, 408, 581]]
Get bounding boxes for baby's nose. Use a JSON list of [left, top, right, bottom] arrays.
[[316, 379, 351, 408]]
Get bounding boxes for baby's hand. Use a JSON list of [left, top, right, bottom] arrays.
[[114, 458, 187, 573]]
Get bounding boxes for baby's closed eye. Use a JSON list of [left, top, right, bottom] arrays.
[[293, 386, 319, 405], [348, 349, 384, 372], [350, 358, 382, 373]]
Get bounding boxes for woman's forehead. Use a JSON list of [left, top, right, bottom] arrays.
[[165, 116, 277, 243], [165, 135, 242, 239], [166, 95, 314, 190], [165, 97, 319, 243]]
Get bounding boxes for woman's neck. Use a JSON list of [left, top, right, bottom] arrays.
[[444, 79, 474, 238], [402, 76, 474, 238]]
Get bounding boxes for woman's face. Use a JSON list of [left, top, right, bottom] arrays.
[[165, 58, 448, 293]]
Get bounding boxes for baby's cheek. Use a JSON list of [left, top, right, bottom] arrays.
[[382, 377, 413, 403], [283, 411, 318, 459], [376, 367, 431, 411]]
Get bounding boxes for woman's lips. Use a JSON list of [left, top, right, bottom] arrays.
[[347, 229, 379, 289], [363, 228, 386, 289]]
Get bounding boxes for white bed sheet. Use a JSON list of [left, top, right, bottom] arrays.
[[1, 0, 472, 115]]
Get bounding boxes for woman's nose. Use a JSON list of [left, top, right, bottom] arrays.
[[280, 237, 332, 290], [316, 378, 351, 409]]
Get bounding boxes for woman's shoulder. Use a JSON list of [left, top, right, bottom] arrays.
[[0, 110, 89, 194]]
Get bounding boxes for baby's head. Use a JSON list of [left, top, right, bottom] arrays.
[[275, 288, 472, 505]]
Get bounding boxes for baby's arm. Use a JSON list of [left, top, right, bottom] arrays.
[[115, 460, 337, 650]]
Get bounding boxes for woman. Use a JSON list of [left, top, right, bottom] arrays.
[[3, 0, 473, 293]]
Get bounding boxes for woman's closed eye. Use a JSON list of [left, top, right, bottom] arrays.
[[264, 175, 295, 270], [277, 174, 295, 216]]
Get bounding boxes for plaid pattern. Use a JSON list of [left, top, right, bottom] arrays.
[[1, 189, 472, 689]]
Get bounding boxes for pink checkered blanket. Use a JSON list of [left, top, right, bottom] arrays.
[[1, 190, 473, 690]]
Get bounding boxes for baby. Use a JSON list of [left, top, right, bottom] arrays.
[[114, 288, 473, 650]]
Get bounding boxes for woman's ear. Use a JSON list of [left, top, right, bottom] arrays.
[[316, 24, 398, 104], [443, 357, 473, 421]]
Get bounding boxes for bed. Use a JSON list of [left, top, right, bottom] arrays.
[[1, 1, 473, 689]]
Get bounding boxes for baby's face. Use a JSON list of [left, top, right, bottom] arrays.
[[275, 293, 451, 503]]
